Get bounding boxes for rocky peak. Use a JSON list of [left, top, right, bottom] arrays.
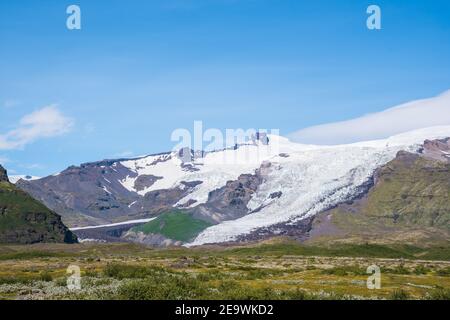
[[421, 138, 450, 162], [0, 165, 9, 183], [177, 147, 194, 163], [252, 132, 269, 145]]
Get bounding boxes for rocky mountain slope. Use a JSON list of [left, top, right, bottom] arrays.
[[0, 165, 77, 244], [16, 126, 450, 246]]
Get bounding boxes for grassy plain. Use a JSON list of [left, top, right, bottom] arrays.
[[0, 239, 449, 300]]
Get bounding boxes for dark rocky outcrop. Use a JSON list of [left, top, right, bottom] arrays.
[[269, 191, 282, 199], [17, 160, 143, 227], [421, 138, 450, 162], [0, 165, 8, 183], [133, 174, 162, 192], [190, 163, 270, 223], [236, 216, 314, 243]]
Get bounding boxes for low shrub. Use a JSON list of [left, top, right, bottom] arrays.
[[39, 271, 53, 282], [321, 266, 366, 276], [425, 288, 450, 300], [436, 267, 450, 276], [389, 289, 410, 300], [103, 263, 167, 279]]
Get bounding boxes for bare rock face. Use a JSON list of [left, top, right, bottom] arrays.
[[191, 163, 270, 223], [0, 165, 8, 183], [139, 185, 198, 215], [133, 174, 162, 192], [16, 161, 142, 227], [421, 138, 450, 162]]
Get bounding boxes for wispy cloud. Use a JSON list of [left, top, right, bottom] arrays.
[[288, 90, 450, 145], [3, 99, 20, 108], [0, 105, 74, 150]]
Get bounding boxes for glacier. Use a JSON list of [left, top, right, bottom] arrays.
[[188, 126, 450, 246], [109, 126, 450, 246]]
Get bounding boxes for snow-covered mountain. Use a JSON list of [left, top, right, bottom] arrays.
[[190, 126, 450, 245], [17, 126, 450, 245]]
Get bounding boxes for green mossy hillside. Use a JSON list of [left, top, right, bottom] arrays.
[[310, 152, 450, 245], [0, 166, 77, 244], [132, 210, 212, 242]]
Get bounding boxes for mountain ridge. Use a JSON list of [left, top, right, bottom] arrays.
[[15, 126, 450, 246]]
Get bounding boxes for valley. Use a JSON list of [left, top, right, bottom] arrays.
[[1, 128, 449, 301]]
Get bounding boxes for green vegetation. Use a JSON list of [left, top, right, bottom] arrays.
[[0, 242, 448, 300], [223, 242, 450, 261], [117, 277, 322, 300], [310, 154, 450, 247], [321, 266, 367, 276], [0, 180, 77, 244], [389, 289, 410, 300], [132, 210, 212, 242], [437, 267, 450, 276], [364, 157, 450, 228], [104, 263, 167, 280], [39, 271, 53, 282], [0, 251, 70, 261], [426, 288, 450, 300]]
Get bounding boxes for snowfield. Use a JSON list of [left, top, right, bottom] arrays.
[[118, 136, 315, 204]]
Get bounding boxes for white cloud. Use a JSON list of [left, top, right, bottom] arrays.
[[0, 105, 74, 150], [288, 90, 450, 145]]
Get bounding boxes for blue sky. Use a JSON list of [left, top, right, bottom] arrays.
[[1, 0, 450, 176]]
